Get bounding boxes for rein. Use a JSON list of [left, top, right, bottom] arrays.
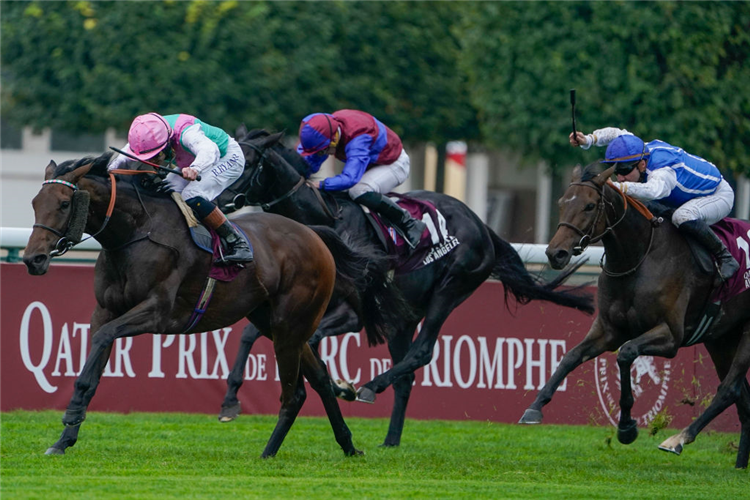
[[35, 168, 159, 257], [559, 180, 662, 277], [238, 139, 342, 220]]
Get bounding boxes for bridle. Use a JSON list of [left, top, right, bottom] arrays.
[[558, 180, 661, 277], [236, 139, 341, 220], [33, 175, 117, 257], [34, 168, 161, 257]]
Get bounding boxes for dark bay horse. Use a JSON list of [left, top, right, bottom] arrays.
[[520, 161, 750, 468], [23, 153, 398, 458], [213, 128, 595, 447]]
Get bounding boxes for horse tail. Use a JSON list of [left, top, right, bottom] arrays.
[[486, 226, 595, 315], [309, 226, 414, 346]]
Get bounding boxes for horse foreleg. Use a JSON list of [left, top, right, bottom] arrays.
[[616, 323, 679, 445], [659, 326, 750, 465], [520, 317, 610, 424], [382, 323, 418, 447], [301, 344, 362, 456], [48, 299, 163, 455], [734, 379, 750, 469], [219, 323, 263, 422], [358, 292, 464, 401]]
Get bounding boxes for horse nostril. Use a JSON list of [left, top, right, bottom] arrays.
[[33, 254, 47, 265], [554, 249, 569, 262]]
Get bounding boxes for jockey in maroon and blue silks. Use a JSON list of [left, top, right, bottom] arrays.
[[297, 110, 426, 248]]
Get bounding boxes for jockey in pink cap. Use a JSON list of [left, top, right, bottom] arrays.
[[109, 113, 252, 264], [297, 110, 426, 248]]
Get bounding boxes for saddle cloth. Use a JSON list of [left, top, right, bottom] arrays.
[[709, 218, 750, 303], [367, 193, 461, 275], [171, 193, 247, 282]]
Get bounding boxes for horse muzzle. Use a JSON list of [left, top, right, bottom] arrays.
[[23, 251, 51, 275], [545, 245, 571, 270]]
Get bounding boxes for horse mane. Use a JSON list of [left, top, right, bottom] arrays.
[[54, 152, 114, 179], [580, 160, 607, 182], [247, 128, 311, 179]]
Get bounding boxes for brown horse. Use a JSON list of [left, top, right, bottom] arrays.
[[23, 152, 394, 458], [520, 161, 750, 468]]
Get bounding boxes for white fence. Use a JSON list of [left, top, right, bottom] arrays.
[[0, 227, 605, 268]]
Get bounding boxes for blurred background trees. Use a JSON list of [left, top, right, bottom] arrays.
[[2, 0, 749, 175]]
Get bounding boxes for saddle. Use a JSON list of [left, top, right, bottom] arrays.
[[171, 193, 247, 282], [362, 193, 461, 275]]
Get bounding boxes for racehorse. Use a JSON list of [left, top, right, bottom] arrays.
[[23, 152, 400, 458], [519, 161, 750, 468], [213, 127, 595, 447]]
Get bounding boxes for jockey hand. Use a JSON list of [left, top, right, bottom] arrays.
[[569, 131, 586, 147], [182, 167, 199, 181]]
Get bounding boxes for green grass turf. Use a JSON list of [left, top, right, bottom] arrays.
[[1, 410, 746, 499]]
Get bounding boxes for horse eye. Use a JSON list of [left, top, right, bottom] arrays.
[[584, 203, 596, 212], [60, 200, 71, 210]]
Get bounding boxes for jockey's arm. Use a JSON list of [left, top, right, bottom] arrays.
[[297, 143, 327, 175], [578, 127, 634, 150], [612, 167, 676, 201], [181, 124, 221, 174], [319, 135, 372, 191], [107, 144, 137, 171]]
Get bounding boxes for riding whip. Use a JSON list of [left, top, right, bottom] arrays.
[[570, 89, 578, 144], [109, 146, 201, 181]]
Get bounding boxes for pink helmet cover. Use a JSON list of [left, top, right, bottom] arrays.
[[127, 113, 172, 160]]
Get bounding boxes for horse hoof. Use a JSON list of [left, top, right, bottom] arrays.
[[658, 443, 683, 456], [519, 408, 543, 424], [380, 441, 400, 448], [45, 447, 64, 455], [334, 379, 357, 402], [218, 402, 241, 422], [356, 387, 376, 404], [347, 448, 365, 457], [658, 434, 684, 455], [617, 421, 639, 445]]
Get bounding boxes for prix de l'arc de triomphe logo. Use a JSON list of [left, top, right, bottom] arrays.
[[594, 354, 672, 427]]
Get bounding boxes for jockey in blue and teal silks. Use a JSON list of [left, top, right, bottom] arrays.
[[571, 127, 739, 282]]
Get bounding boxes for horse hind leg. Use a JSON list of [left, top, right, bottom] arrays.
[[301, 344, 362, 456], [660, 329, 750, 466], [219, 322, 263, 422], [261, 344, 307, 458]]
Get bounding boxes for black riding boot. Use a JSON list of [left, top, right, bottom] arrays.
[[186, 196, 253, 265], [679, 219, 739, 282], [355, 192, 426, 249], [214, 220, 254, 265]]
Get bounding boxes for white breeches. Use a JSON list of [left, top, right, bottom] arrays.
[[672, 179, 734, 226], [348, 149, 410, 199], [166, 138, 245, 202]]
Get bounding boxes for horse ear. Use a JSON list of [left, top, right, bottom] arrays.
[[44, 160, 57, 180], [63, 161, 95, 184], [594, 166, 616, 186], [258, 131, 285, 148], [236, 123, 248, 138], [571, 164, 582, 181]]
